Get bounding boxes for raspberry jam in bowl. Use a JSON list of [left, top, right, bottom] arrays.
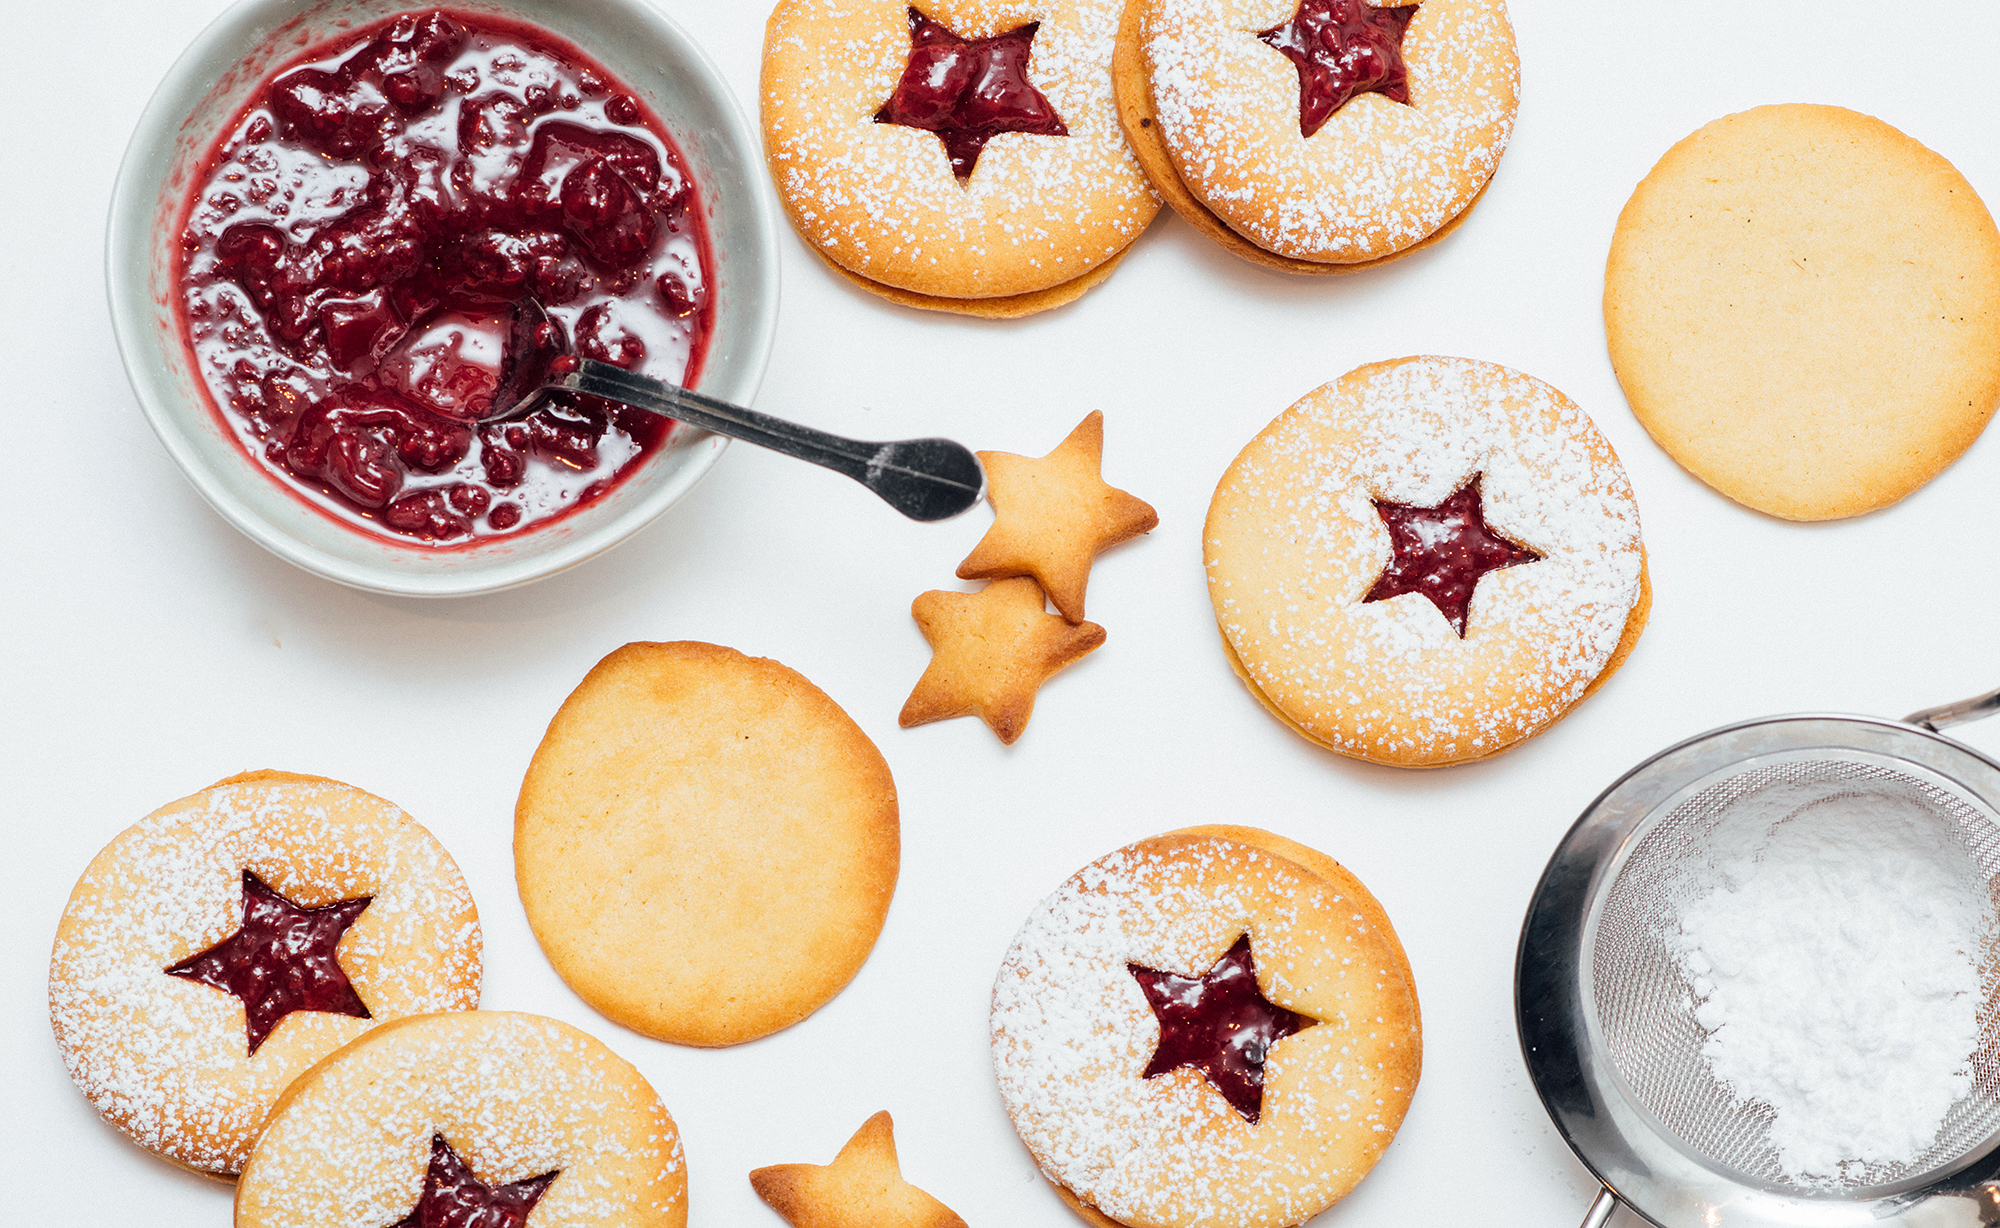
[[111, 0, 778, 595]]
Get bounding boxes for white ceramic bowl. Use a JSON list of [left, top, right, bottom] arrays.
[[109, 0, 779, 596]]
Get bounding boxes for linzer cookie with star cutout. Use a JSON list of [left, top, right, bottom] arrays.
[[235, 1011, 685, 1228], [1114, 0, 1517, 271], [761, 0, 1160, 316], [1205, 356, 1649, 766], [47, 771, 480, 1175], [992, 827, 1419, 1228]]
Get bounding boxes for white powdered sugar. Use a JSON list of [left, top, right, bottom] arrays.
[[47, 777, 480, 1173], [763, 0, 1159, 295], [991, 835, 1418, 1228], [1144, 0, 1516, 261], [1673, 788, 1995, 1180], [237, 1012, 685, 1228], [1206, 356, 1643, 763]]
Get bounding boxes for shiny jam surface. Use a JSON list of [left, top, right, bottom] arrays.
[[164, 870, 372, 1055], [1257, 0, 1417, 138], [388, 1134, 559, 1228], [874, 7, 1067, 179], [1128, 934, 1316, 1124], [178, 10, 714, 543], [1362, 476, 1541, 637]]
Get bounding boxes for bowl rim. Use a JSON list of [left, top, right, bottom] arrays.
[[107, 0, 781, 597]]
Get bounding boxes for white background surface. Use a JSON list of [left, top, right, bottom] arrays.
[[6, 1, 2000, 1225]]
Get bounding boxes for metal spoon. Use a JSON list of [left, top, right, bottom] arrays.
[[480, 299, 985, 522]]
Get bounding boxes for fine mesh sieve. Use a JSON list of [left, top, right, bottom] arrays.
[[1518, 690, 2000, 1228]]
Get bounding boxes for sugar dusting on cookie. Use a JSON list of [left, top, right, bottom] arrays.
[[991, 834, 1418, 1228], [1143, 0, 1516, 261], [1206, 356, 1643, 765], [237, 1012, 685, 1227], [47, 777, 480, 1174], [764, 0, 1160, 297]]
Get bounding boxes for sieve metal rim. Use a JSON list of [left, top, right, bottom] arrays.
[[1517, 708, 2000, 1228]]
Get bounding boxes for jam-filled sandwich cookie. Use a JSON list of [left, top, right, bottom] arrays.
[[236, 1011, 685, 1228], [992, 826, 1419, 1228], [1606, 104, 2000, 520], [763, 0, 1161, 316], [517, 642, 897, 1046], [1115, 0, 1516, 271], [1205, 356, 1647, 767], [47, 771, 480, 1176]]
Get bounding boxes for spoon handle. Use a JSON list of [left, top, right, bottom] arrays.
[[560, 360, 985, 522]]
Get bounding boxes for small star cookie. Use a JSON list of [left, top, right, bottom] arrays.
[[749, 1111, 967, 1228], [956, 411, 1158, 622], [900, 577, 1106, 745]]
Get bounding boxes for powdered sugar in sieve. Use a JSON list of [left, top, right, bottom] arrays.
[[1587, 753, 2000, 1194]]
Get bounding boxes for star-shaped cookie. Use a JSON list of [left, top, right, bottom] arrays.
[[901, 577, 1106, 745], [749, 1111, 967, 1228], [956, 411, 1158, 623]]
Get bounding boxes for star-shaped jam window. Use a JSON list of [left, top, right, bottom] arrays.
[[1257, 0, 1418, 138], [164, 869, 372, 1055], [874, 6, 1068, 179], [1361, 475, 1541, 637], [387, 1134, 560, 1228], [1128, 934, 1317, 1124]]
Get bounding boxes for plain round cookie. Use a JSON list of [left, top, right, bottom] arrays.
[[236, 1011, 685, 1228], [991, 828, 1420, 1228], [1205, 356, 1646, 767], [515, 642, 899, 1046], [1127, 0, 1516, 266], [1605, 104, 2000, 520], [762, 0, 1161, 311], [47, 771, 480, 1176]]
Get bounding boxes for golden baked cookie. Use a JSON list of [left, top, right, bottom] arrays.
[[901, 577, 1107, 743], [515, 642, 898, 1047], [957, 410, 1159, 622], [1119, 0, 1517, 268], [47, 770, 480, 1176], [762, 0, 1161, 313], [236, 1011, 685, 1228], [991, 826, 1420, 1228], [750, 1111, 969, 1228], [1205, 356, 1647, 767], [1605, 103, 2000, 520]]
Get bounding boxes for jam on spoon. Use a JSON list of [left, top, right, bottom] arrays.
[[874, 6, 1068, 179]]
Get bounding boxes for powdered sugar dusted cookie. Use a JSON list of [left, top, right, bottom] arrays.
[[992, 826, 1419, 1228], [516, 642, 898, 1046], [1205, 356, 1648, 767], [1118, 0, 1516, 269], [1605, 104, 2000, 520], [236, 1011, 685, 1228], [763, 0, 1161, 314], [47, 771, 480, 1176]]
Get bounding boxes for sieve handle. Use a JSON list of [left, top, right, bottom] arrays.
[[1906, 687, 2000, 732], [1577, 1188, 1618, 1228]]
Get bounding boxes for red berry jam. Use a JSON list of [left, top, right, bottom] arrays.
[[1258, 0, 1416, 138], [178, 10, 714, 543], [389, 1134, 558, 1228], [164, 871, 372, 1055], [1129, 934, 1316, 1124], [1362, 476, 1541, 637], [874, 7, 1067, 179]]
